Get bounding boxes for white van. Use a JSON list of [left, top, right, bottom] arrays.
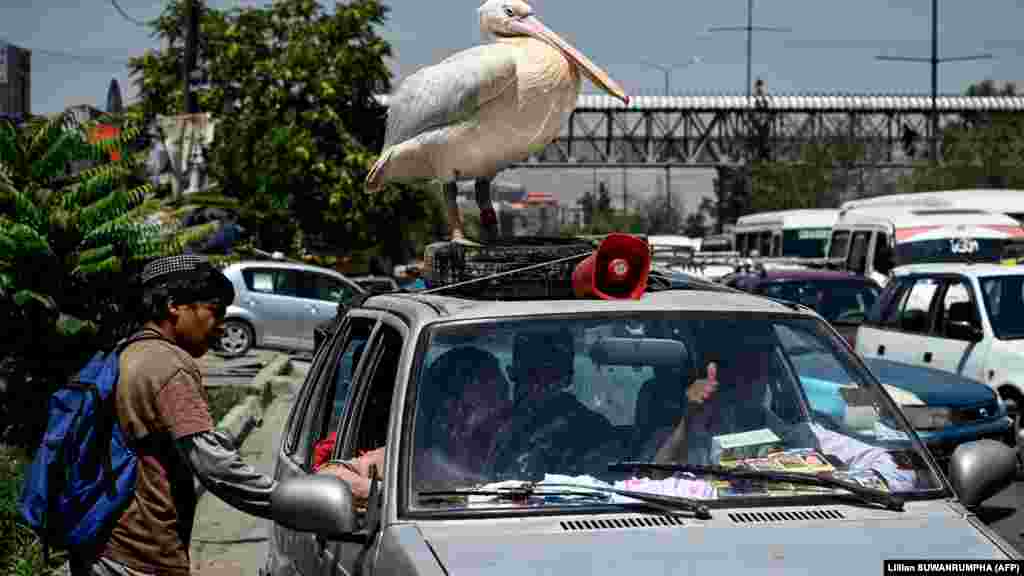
[[733, 209, 839, 258], [841, 189, 1024, 223], [827, 206, 1024, 285]]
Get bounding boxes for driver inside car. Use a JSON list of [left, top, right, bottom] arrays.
[[487, 326, 622, 480], [648, 325, 918, 492]]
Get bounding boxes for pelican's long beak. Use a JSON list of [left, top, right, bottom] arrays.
[[512, 15, 630, 105]]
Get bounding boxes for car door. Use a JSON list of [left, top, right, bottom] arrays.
[[322, 317, 407, 576], [269, 314, 378, 576], [925, 275, 986, 376], [863, 276, 943, 367], [857, 276, 927, 361], [240, 267, 307, 349], [297, 271, 361, 350]]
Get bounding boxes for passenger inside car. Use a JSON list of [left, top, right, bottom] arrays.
[[415, 346, 512, 488], [646, 323, 918, 491]]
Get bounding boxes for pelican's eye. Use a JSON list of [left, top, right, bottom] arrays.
[[503, 6, 516, 17]]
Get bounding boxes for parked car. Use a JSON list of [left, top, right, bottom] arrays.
[[262, 243, 1020, 576], [352, 275, 401, 294], [855, 263, 1024, 444], [217, 260, 365, 357], [796, 354, 1012, 468], [723, 269, 882, 347]]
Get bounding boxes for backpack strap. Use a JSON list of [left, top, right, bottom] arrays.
[[99, 328, 172, 498]]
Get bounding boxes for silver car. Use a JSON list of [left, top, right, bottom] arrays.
[[263, 277, 1021, 575], [218, 260, 364, 356]]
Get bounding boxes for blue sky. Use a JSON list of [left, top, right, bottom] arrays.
[[3, 0, 1023, 115]]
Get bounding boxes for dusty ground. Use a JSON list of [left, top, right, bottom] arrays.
[[190, 350, 308, 576]]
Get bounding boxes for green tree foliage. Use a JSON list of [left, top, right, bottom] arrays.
[[750, 138, 866, 213], [0, 110, 191, 447], [900, 80, 1024, 191], [129, 0, 442, 261]]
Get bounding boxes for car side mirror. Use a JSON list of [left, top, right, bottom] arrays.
[[270, 475, 357, 538], [947, 320, 983, 342], [948, 439, 1017, 508]]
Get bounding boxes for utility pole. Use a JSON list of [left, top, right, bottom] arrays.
[[876, 0, 992, 164], [709, 0, 791, 103], [709, 0, 790, 218]]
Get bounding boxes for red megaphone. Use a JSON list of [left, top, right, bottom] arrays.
[[572, 233, 652, 300]]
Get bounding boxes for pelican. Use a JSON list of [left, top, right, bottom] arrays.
[[365, 0, 629, 243]]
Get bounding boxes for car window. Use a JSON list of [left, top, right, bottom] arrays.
[[285, 314, 352, 456], [847, 231, 871, 275], [979, 275, 1024, 340], [307, 317, 377, 469], [243, 268, 301, 297], [935, 280, 980, 339], [245, 269, 276, 293], [828, 230, 850, 260], [898, 277, 941, 334], [761, 282, 818, 308], [347, 323, 403, 458], [301, 271, 356, 303], [813, 281, 879, 324], [873, 232, 892, 275]]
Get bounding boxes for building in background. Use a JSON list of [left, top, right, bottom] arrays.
[[0, 41, 31, 117]]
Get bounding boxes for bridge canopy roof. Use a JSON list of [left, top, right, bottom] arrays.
[[375, 93, 1024, 111]]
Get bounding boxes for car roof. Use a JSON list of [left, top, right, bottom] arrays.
[[737, 270, 876, 283], [225, 259, 347, 275], [356, 289, 812, 332], [893, 262, 1024, 278]]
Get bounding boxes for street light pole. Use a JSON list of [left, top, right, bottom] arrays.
[[639, 56, 701, 94], [876, 0, 992, 164]]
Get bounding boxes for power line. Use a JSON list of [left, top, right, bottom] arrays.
[[110, 0, 151, 27], [0, 37, 133, 65]]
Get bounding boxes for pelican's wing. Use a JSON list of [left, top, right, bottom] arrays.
[[384, 43, 519, 147]]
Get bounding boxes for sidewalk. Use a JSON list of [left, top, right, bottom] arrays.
[[190, 360, 305, 576]]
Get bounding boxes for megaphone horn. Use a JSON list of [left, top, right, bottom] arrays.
[[572, 233, 652, 300]]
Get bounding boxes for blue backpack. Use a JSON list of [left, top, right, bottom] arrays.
[[18, 329, 165, 560]]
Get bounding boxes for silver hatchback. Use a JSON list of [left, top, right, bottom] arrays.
[[217, 260, 365, 356]]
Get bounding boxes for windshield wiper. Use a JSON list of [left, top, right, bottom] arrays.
[[608, 461, 904, 512], [419, 482, 712, 519]]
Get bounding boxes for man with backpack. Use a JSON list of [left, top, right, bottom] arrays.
[[30, 255, 282, 576]]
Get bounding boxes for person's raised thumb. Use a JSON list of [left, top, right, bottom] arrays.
[[707, 362, 718, 382]]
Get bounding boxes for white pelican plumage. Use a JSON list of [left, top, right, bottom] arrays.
[[365, 0, 629, 242]]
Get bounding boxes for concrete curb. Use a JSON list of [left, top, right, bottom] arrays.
[[195, 353, 293, 498]]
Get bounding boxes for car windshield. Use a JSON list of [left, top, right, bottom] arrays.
[[760, 280, 879, 324], [979, 275, 1024, 340], [782, 228, 831, 258], [408, 313, 943, 512], [894, 238, 1006, 265]]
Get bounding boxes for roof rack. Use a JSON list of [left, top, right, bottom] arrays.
[[419, 238, 727, 301]]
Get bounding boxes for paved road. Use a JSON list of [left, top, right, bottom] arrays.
[[978, 479, 1024, 553]]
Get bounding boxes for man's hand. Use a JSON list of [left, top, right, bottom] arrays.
[[355, 447, 386, 480], [687, 362, 719, 405]]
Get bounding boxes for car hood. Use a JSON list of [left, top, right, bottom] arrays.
[[863, 357, 996, 408], [414, 506, 1009, 574]]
